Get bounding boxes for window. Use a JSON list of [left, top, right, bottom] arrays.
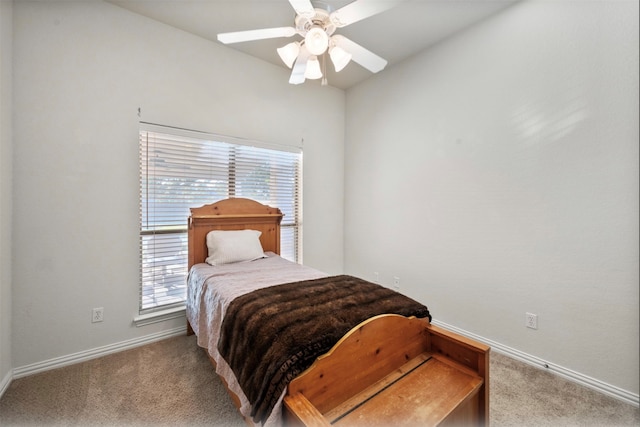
[[139, 123, 302, 314]]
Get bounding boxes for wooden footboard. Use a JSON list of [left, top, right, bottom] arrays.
[[283, 315, 490, 427], [190, 312, 489, 427]]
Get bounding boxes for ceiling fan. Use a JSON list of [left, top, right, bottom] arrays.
[[217, 0, 404, 85]]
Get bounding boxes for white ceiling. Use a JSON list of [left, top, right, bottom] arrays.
[[107, 0, 518, 90]]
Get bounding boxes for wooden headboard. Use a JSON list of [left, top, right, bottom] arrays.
[[187, 198, 283, 269]]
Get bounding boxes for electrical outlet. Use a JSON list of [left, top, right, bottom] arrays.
[[393, 276, 400, 290], [525, 312, 537, 329], [92, 307, 104, 323]]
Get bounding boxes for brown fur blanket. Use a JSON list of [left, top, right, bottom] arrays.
[[217, 274, 431, 423]]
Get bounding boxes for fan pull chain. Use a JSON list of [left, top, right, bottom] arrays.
[[321, 53, 328, 86]]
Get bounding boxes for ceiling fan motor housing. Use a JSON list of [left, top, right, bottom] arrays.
[[295, 9, 336, 37]]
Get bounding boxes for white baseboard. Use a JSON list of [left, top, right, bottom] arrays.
[[0, 369, 12, 399], [7, 321, 639, 409], [432, 320, 640, 408], [12, 326, 187, 379]]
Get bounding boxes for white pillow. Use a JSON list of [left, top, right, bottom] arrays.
[[205, 229, 266, 266]]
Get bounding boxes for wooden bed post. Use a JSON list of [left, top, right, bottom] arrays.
[[424, 323, 491, 426]]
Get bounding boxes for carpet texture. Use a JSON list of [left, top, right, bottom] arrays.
[[1, 334, 638, 426], [0, 335, 242, 426]]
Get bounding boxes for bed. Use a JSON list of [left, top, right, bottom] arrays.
[[186, 198, 490, 427]]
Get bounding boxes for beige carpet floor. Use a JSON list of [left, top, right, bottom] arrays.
[[1, 334, 638, 426]]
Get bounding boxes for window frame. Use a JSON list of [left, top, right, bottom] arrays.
[[137, 123, 303, 318]]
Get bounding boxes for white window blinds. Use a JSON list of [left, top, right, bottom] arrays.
[[139, 123, 302, 314]]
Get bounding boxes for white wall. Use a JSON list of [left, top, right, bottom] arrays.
[[0, 0, 13, 391], [345, 0, 639, 396], [11, 0, 344, 369]]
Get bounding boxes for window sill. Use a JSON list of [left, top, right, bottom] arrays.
[[133, 306, 186, 327]]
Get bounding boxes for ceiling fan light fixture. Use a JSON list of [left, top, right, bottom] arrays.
[[329, 45, 352, 72], [217, 0, 399, 86], [304, 56, 323, 79], [304, 26, 329, 56], [277, 42, 300, 68]]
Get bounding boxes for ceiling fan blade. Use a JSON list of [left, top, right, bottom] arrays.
[[332, 35, 387, 73], [330, 0, 405, 28], [288, 0, 315, 17], [217, 27, 296, 44], [289, 46, 311, 85]]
